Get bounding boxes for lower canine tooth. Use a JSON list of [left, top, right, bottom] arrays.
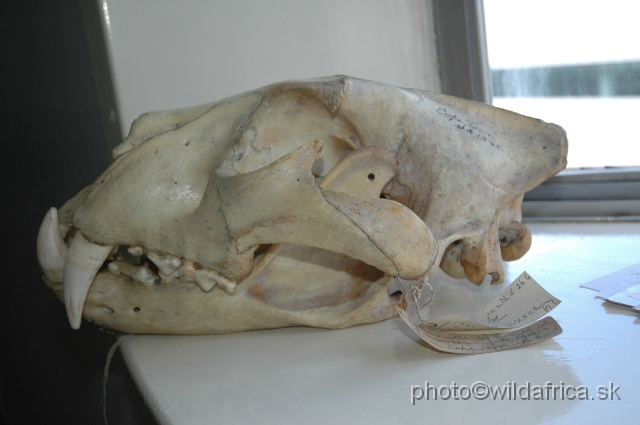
[[63, 231, 113, 329]]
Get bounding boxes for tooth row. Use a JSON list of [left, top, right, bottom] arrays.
[[107, 250, 237, 293], [147, 253, 236, 293]]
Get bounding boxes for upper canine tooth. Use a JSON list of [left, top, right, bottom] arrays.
[[63, 231, 113, 329], [37, 208, 68, 282]]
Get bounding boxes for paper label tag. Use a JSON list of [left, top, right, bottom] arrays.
[[423, 272, 561, 331], [398, 271, 563, 354], [397, 310, 562, 354]]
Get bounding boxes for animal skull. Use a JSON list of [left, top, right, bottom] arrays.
[[37, 77, 567, 334]]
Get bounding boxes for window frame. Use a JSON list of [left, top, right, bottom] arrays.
[[433, 0, 640, 221]]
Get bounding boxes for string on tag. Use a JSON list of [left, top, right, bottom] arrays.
[[103, 334, 129, 425], [394, 273, 434, 322]]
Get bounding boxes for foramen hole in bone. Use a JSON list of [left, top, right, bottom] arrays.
[[36, 76, 567, 334]]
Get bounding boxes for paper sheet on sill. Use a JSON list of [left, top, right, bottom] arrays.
[[397, 271, 563, 354], [606, 283, 640, 308], [580, 263, 640, 312], [580, 263, 640, 299]]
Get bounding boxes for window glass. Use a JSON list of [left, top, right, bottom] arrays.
[[484, 0, 640, 168]]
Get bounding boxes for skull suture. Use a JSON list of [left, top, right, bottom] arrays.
[[37, 77, 567, 334]]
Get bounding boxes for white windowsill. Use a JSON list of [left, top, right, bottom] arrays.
[[120, 222, 640, 424]]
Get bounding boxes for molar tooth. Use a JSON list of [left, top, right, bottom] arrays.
[[179, 260, 236, 293], [132, 265, 156, 287], [159, 274, 178, 284], [178, 260, 209, 290], [107, 260, 157, 286], [127, 246, 145, 256], [159, 268, 180, 284], [204, 269, 236, 293], [63, 231, 114, 329], [107, 261, 121, 275], [147, 252, 182, 276], [37, 208, 68, 282], [191, 270, 218, 292]]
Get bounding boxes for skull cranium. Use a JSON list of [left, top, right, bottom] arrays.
[[37, 76, 567, 334]]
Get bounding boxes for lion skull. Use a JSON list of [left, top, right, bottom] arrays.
[[37, 77, 567, 334]]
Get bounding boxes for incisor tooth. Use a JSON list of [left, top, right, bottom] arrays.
[[63, 231, 113, 329], [37, 208, 68, 282], [59, 223, 70, 238]]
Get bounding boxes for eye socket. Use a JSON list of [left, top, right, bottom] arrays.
[[367, 173, 375, 181], [133, 307, 140, 313]]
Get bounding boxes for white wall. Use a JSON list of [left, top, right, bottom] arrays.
[[100, 0, 441, 138]]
